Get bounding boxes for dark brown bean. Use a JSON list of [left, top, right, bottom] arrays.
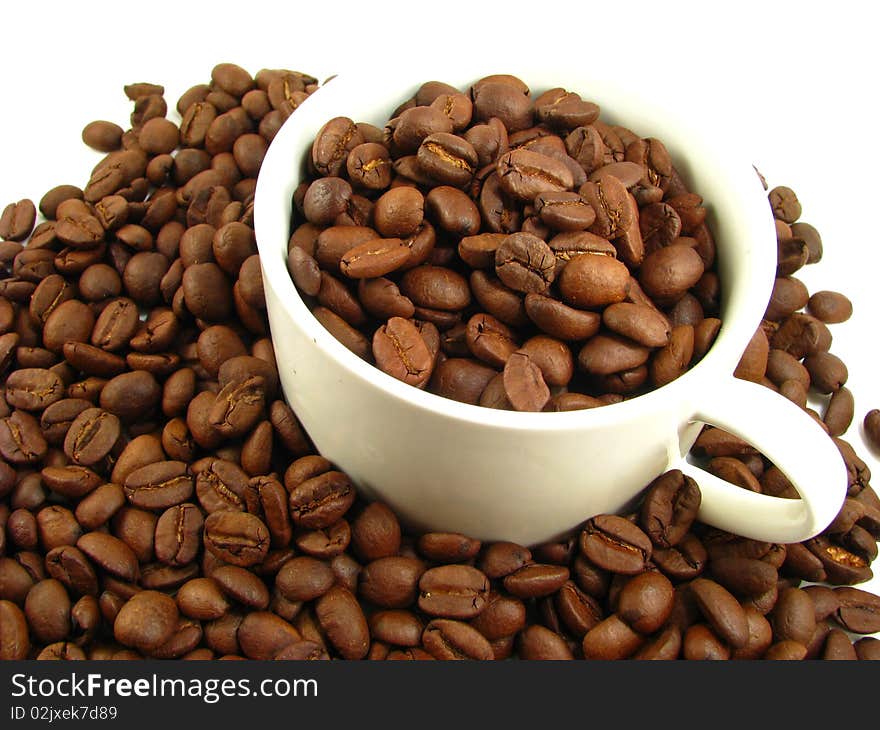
[[418, 565, 489, 619]]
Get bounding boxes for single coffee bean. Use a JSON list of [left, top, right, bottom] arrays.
[[176, 578, 230, 621], [834, 587, 880, 634], [154, 503, 204, 567], [288, 471, 355, 530], [864, 409, 880, 452], [124, 461, 194, 510], [690, 578, 750, 649], [469, 591, 527, 640], [603, 302, 670, 348], [855, 637, 880, 660], [494, 232, 556, 294], [580, 515, 652, 574], [617, 571, 674, 634], [203, 511, 270, 567], [113, 590, 178, 654], [63, 408, 121, 466], [211, 565, 269, 610], [418, 565, 490, 619], [45, 545, 99, 597], [315, 585, 370, 660], [638, 244, 705, 305], [803, 351, 848, 394], [275, 556, 334, 603], [0, 199, 37, 242], [359, 556, 425, 608], [633, 625, 682, 660], [77, 531, 139, 583], [808, 290, 852, 324], [0, 600, 30, 660], [423, 618, 493, 660], [428, 358, 496, 405], [347, 502, 401, 562], [372, 317, 434, 388], [25, 578, 71, 644], [503, 352, 550, 412], [578, 334, 649, 376], [768, 185, 801, 223], [369, 610, 423, 647], [417, 133, 478, 188], [582, 614, 644, 660], [558, 253, 629, 309], [74, 482, 125, 530], [477, 542, 532, 580], [639, 470, 701, 548], [503, 563, 569, 599], [497, 149, 574, 201], [823, 387, 854, 437], [683, 624, 730, 660]]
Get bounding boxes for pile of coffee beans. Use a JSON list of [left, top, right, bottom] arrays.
[[287, 76, 721, 411], [0, 64, 878, 660]]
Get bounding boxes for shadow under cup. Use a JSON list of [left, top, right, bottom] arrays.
[[254, 70, 802, 546]]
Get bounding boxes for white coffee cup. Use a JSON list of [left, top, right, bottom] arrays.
[[254, 68, 846, 546]]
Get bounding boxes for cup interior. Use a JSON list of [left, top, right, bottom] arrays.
[[254, 67, 778, 431]]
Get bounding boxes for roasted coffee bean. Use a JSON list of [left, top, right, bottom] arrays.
[[203, 511, 269, 567], [114, 590, 179, 654], [803, 351, 847, 394], [639, 244, 704, 305], [124, 461, 194, 510], [176, 578, 229, 621], [690, 578, 750, 649], [417, 133, 478, 188], [423, 618, 493, 660], [155, 504, 204, 567], [418, 565, 489, 619], [372, 317, 434, 388], [358, 556, 424, 608], [834, 587, 880, 634], [640, 470, 701, 548], [494, 233, 556, 294], [77, 531, 139, 582], [74, 482, 125, 530], [0, 600, 30, 660], [580, 516, 652, 574], [558, 253, 629, 309], [288, 471, 355, 530], [348, 502, 402, 562], [45, 545, 99, 597], [210, 565, 269, 610], [503, 352, 550, 412], [633, 625, 683, 660], [683, 624, 730, 660], [0, 410, 48, 465], [617, 571, 674, 634], [582, 614, 644, 660], [768, 186, 801, 223], [497, 149, 574, 202], [63, 407, 120, 466], [503, 563, 569, 598], [1, 199, 37, 242], [855, 637, 880, 660], [315, 585, 369, 660], [275, 556, 335, 603], [368, 610, 423, 647], [579, 334, 649, 377]]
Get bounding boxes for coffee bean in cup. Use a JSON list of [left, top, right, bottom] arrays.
[[287, 75, 721, 411]]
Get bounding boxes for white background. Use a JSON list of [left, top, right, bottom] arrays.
[[2, 2, 879, 600]]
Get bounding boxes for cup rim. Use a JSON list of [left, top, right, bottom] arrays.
[[254, 69, 778, 433]]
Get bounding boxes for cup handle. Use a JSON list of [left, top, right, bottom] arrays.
[[671, 376, 847, 543]]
